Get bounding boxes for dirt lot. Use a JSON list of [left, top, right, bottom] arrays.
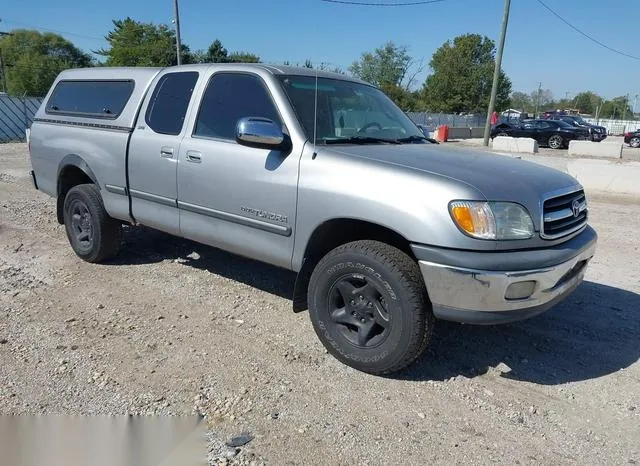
[[1, 142, 639, 465]]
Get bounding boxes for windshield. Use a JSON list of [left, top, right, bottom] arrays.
[[278, 75, 425, 144]]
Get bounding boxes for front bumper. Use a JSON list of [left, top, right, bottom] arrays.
[[413, 227, 597, 325]]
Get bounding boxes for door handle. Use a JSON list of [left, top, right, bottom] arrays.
[[186, 150, 202, 163], [160, 146, 174, 158]]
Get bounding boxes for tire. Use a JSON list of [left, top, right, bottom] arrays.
[[496, 132, 509, 137], [630, 137, 640, 148], [548, 134, 563, 149], [63, 183, 122, 263], [308, 240, 434, 375]]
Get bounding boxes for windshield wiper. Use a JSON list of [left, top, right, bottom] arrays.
[[324, 136, 401, 145], [395, 135, 439, 144]]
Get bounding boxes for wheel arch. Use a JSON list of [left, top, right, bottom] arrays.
[[292, 218, 415, 313], [56, 155, 99, 224]]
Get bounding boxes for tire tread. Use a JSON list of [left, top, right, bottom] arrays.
[[310, 240, 434, 375], [63, 184, 122, 263]]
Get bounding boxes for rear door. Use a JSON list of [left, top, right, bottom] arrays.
[[128, 71, 200, 234]]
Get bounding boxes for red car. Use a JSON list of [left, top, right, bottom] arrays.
[[624, 130, 640, 148]]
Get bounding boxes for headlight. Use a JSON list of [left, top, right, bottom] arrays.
[[449, 201, 534, 240]]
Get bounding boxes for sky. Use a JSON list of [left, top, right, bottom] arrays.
[[1, 0, 638, 103]]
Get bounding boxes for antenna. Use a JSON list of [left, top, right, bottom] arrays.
[[312, 67, 318, 158]]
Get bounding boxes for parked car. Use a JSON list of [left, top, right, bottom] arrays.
[[491, 119, 590, 149], [28, 65, 597, 375], [543, 114, 607, 142], [624, 130, 640, 148]]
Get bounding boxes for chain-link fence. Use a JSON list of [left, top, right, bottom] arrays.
[[0, 95, 43, 142], [406, 112, 485, 131]]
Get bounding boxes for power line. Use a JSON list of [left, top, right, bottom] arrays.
[[320, 0, 445, 6], [535, 0, 640, 61]]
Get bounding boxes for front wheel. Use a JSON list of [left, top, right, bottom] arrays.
[[63, 184, 122, 263], [630, 137, 640, 148], [308, 240, 434, 375], [548, 134, 564, 149]]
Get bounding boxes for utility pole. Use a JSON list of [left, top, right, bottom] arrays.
[[483, 0, 511, 146], [534, 82, 542, 117], [173, 0, 182, 66], [0, 51, 6, 93], [622, 93, 629, 121], [0, 30, 11, 93]]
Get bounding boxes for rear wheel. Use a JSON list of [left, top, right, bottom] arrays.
[[496, 132, 509, 137], [308, 240, 434, 375], [63, 184, 122, 263], [630, 137, 640, 148], [548, 134, 563, 149]]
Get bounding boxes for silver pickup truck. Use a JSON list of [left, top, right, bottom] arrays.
[[29, 64, 597, 374]]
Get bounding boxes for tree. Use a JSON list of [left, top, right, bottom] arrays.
[[96, 17, 190, 66], [421, 34, 511, 113], [510, 91, 532, 112], [191, 39, 260, 64], [227, 51, 260, 63], [0, 29, 92, 96], [349, 42, 421, 90], [381, 84, 421, 111], [206, 39, 228, 63], [572, 91, 601, 115], [600, 96, 633, 120], [530, 88, 553, 110]]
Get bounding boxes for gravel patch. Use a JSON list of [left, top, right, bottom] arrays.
[[1, 143, 639, 464]]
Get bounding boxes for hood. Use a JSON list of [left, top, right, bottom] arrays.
[[578, 122, 605, 131], [321, 143, 580, 223]]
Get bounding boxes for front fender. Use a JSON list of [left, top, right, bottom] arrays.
[[291, 148, 486, 270]]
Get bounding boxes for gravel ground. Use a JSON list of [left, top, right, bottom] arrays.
[[1, 142, 639, 465]]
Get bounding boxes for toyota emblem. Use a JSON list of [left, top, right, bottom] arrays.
[[572, 199, 581, 218]]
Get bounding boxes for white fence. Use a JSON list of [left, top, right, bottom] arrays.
[[583, 118, 640, 135]]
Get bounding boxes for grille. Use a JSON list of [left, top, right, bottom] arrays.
[[542, 189, 588, 239]]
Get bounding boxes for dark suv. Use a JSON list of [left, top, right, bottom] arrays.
[[543, 113, 607, 142]]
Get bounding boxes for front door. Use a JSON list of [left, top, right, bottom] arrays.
[[177, 72, 299, 269], [128, 71, 200, 234]]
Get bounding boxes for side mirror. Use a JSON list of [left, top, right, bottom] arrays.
[[236, 117, 285, 149]]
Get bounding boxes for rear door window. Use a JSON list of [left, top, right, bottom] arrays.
[[145, 72, 199, 135], [46, 80, 134, 118]]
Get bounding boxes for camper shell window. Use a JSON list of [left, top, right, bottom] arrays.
[[45, 80, 135, 119]]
